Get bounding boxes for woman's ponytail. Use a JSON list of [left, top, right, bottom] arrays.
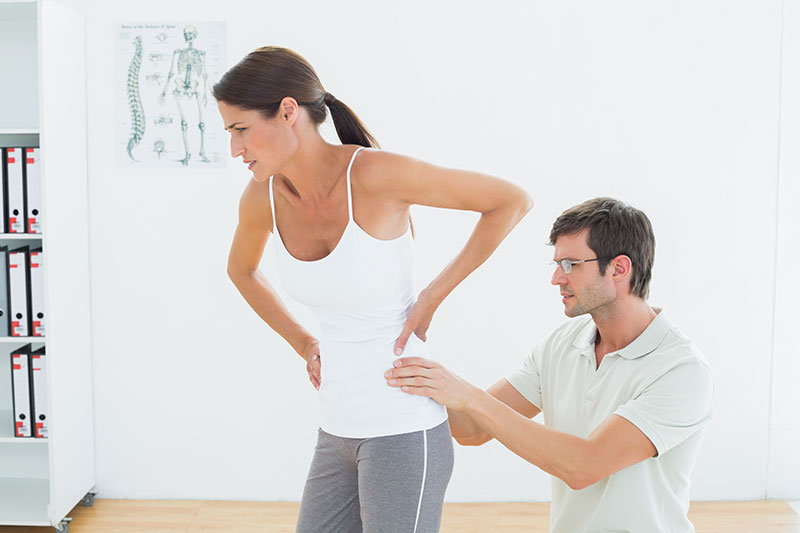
[[324, 93, 380, 148]]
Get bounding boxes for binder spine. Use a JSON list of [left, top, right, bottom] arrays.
[[30, 249, 44, 337], [10, 347, 32, 437], [1, 148, 8, 233], [25, 148, 41, 234], [9, 247, 31, 337], [31, 349, 47, 438], [6, 148, 25, 234]]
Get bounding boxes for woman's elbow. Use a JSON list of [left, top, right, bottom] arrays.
[[515, 188, 534, 218], [227, 263, 252, 286]]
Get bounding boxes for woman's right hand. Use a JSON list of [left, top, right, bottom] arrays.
[[300, 338, 321, 390]]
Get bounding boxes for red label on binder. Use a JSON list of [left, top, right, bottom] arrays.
[[29, 218, 37, 232], [27, 158, 34, 164], [35, 423, 45, 438], [15, 421, 24, 437]]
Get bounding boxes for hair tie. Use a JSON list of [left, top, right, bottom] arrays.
[[323, 92, 336, 105]]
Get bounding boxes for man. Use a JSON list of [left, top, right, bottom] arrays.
[[385, 197, 713, 532]]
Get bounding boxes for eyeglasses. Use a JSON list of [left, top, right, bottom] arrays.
[[550, 257, 609, 274]]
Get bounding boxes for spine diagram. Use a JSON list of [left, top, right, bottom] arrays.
[[127, 36, 145, 161]]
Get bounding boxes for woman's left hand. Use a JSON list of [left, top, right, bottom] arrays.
[[394, 290, 438, 355]]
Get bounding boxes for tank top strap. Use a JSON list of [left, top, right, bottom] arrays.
[[345, 147, 366, 221], [268, 175, 278, 234]]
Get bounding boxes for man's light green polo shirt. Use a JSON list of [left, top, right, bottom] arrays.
[[506, 310, 713, 533]]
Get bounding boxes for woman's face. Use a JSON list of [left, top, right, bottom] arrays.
[[217, 101, 298, 182]]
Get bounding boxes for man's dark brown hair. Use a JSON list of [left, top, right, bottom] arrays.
[[549, 197, 655, 299]]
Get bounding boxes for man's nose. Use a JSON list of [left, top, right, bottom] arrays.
[[551, 266, 567, 286]]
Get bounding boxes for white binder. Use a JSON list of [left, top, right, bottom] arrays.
[[5, 148, 26, 234], [30, 249, 44, 337], [0, 246, 9, 336], [11, 344, 32, 437], [25, 148, 42, 234], [0, 149, 8, 231], [8, 247, 30, 337], [30, 347, 47, 438]]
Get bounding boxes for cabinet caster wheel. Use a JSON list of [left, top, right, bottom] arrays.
[[55, 517, 71, 533], [81, 491, 97, 506]]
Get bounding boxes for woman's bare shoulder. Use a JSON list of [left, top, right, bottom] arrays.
[[350, 148, 421, 195], [238, 176, 273, 232]]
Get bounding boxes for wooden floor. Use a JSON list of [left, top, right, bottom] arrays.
[[0, 500, 798, 532]]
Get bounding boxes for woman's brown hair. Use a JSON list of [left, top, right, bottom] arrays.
[[212, 46, 379, 148]]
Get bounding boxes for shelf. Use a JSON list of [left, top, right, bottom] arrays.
[[0, 410, 47, 442], [0, 337, 45, 344], [0, 234, 43, 240], [0, 477, 50, 524], [0, 132, 39, 148]]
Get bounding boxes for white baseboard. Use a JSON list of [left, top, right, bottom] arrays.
[[787, 500, 800, 515]]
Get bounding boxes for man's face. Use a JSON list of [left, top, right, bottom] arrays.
[[551, 229, 616, 318]]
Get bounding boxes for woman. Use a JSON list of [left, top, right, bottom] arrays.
[[215, 46, 532, 533]]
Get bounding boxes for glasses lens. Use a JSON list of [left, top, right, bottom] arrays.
[[560, 259, 572, 274]]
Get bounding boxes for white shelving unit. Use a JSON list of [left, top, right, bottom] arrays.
[[0, 1, 95, 531]]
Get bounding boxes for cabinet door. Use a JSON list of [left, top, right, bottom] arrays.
[[39, 0, 96, 524]]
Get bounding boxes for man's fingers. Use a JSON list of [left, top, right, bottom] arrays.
[[399, 385, 436, 398], [385, 366, 433, 379], [392, 357, 437, 369], [387, 376, 436, 388]]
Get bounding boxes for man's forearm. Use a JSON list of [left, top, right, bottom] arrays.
[[464, 389, 594, 489]]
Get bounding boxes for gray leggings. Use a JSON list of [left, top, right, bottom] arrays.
[[295, 420, 454, 533]]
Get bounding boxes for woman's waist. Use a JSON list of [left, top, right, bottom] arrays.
[[316, 318, 408, 345], [318, 333, 430, 381]]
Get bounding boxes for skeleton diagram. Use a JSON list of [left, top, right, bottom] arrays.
[[159, 25, 210, 166]]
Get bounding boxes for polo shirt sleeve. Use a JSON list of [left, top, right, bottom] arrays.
[[505, 341, 544, 410], [614, 360, 713, 456]]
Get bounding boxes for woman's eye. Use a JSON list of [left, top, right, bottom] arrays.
[[236, 127, 247, 133]]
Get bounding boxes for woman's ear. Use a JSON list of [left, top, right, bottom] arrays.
[[280, 96, 299, 125]]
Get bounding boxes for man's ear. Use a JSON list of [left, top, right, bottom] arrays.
[[610, 254, 633, 284]]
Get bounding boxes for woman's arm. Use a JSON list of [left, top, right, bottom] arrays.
[[354, 150, 533, 354], [227, 178, 321, 387]]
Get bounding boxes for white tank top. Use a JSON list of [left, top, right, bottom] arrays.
[[269, 147, 447, 438]]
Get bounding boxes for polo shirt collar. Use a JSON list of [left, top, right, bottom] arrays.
[[571, 308, 673, 360]]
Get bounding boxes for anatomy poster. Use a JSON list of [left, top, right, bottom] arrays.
[[116, 22, 226, 168]]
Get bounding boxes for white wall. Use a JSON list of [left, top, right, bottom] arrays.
[[76, 0, 798, 502], [769, 0, 800, 499]]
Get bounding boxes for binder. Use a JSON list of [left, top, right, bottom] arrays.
[[30, 248, 44, 337], [30, 346, 47, 438], [0, 149, 8, 232], [8, 247, 31, 337], [10, 344, 33, 437], [25, 148, 42, 234], [4, 147, 27, 234], [0, 246, 9, 336]]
